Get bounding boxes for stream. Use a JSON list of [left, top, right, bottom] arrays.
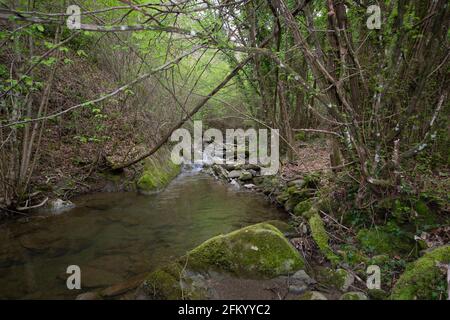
[[0, 170, 286, 299]]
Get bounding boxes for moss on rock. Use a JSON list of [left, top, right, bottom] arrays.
[[298, 291, 328, 300], [309, 213, 339, 264], [340, 292, 368, 300], [141, 263, 207, 300], [293, 199, 313, 217], [137, 150, 181, 193], [141, 263, 184, 299], [391, 245, 450, 300], [186, 223, 304, 278]]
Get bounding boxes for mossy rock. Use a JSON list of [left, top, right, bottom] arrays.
[[368, 289, 388, 300], [391, 245, 450, 300], [140, 263, 207, 300], [356, 226, 415, 256], [137, 151, 181, 193], [186, 223, 304, 278], [309, 213, 340, 264], [264, 220, 295, 234], [298, 291, 327, 300], [293, 199, 313, 217], [339, 292, 368, 300], [141, 263, 184, 299], [284, 196, 302, 212], [315, 267, 354, 291]]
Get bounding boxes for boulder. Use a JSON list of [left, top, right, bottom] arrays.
[[340, 292, 368, 300], [291, 270, 316, 285], [238, 171, 253, 181], [186, 223, 305, 278], [48, 198, 75, 213], [391, 245, 450, 300], [228, 170, 242, 179], [139, 223, 305, 300], [316, 267, 354, 292]]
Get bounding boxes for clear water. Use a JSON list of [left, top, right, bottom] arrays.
[[0, 171, 285, 299]]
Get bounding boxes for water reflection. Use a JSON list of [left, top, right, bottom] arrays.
[[0, 172, 285, 299]]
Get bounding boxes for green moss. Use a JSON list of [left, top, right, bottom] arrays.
[[298, 291, 327, 300], [315, 267, 351, 290], [303, 173, 320, 189], [339, 245, 368, 266], [391, 245, 450, 300], [186, 223, 304, 278], [137, 150, 181, 193], [141, 262, 207, 300], [413, 200, 438, 226], [309, 213, 339, 264], [275, 191, 290, 204], [293, 199, 313, 217], [142, 263, 184, 299], [284, 196, 302, 212], [357, 226, 415, 256], [368, 289, 388, 300]]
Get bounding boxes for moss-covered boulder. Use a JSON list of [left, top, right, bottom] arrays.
[[140, 263, 207, 300], [137, 149, 181, 193], [391, 245, 450, 300], [186, 223, 304, 278], [315, 267, 354, 292]]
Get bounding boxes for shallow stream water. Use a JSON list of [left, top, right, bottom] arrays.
[[0, 171, 285, 299]]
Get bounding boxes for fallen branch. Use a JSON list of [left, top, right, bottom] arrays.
[[17, 197, 48, 211]]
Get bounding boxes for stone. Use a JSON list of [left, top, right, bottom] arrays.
[[79, 266, 124, 289], [101, 273, 147, 298], [223, 164, 237, 171], [339, 292, 368, 300], [298, 291, 328, 300], [243, 184, 256, 189], [391, 245, 450, 300], [76, 292, 101, 300], [48, 198, 75, 213], [238, 171, 253, 181], [186, 223, 304, 278], [288, 284, 308, 294], [337, 268, 355, 291], [229, 179, 240, 189], [228, 170, 242, 179], [291, 270, 316, 285]]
